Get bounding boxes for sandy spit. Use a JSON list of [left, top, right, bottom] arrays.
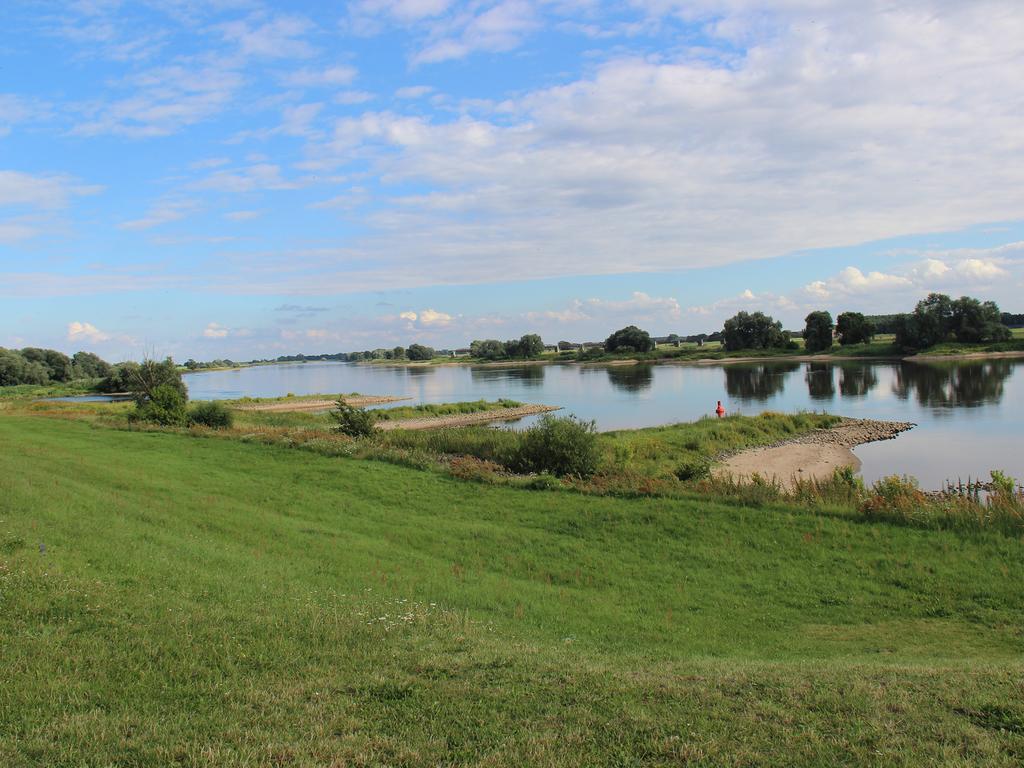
[[234, 395, 410, 413], [376, 404, 561, 431], [714, 418, 915, 490]]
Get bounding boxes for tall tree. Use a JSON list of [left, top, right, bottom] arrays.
[[721, 312, 788, 351], [802, 311, 834, 353]]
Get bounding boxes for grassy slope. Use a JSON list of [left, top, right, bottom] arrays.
[[2, 415, 1023, 766]]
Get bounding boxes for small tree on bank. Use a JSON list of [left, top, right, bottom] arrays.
[[330, 398, 376, 438], [803, 311, 834, 353]]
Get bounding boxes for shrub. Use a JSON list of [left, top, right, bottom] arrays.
[[188, 401, 234, 429], [330, 398, 377, 438], [132, 383, 188, 426], [513, 415, 600, 478], [674, 456, 711, 482]]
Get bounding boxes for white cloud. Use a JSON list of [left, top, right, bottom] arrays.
[[202, 322, 230, 338], [0, 170, 101, 242], [688, 288, 796, 320], [72, 58, 244, 137], [395, 85, 434, 99], [294, 1, 1024, 290], [219, 15, 316, 59], [335, 90, 377, 105], [413, 1, 537, 64], [0, 170, 99, 209], [67, 321, 111, 344], [119, 197, 199, 230], [419, 308, 453, 325], [223, 209, 263, 221], [804, 267, 912, 300], [283, 66, 358, 88], [399, 308, 454, 326]]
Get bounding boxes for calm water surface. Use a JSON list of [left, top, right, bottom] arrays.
[[183, 359, 1023, 489]]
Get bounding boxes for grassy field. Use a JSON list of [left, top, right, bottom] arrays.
[[2, 414, 1023, 766]]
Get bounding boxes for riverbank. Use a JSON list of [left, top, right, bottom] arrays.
[[716, 418, 915, 489], [353, 344, 1024, 369]]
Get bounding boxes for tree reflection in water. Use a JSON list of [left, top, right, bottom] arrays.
[[470, 364, 546, 388], [892, 360, 1013, 408], [606, 364, 654, 393], [723, 362, 800, 401], [838, 364, 880, 398], [805, 363, 835, 401]]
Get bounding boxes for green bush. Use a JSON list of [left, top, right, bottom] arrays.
[[330, 398, 376, 438], [674, 456, 711, 482], [513, 415, 600, 478], [132, 384, 188, 426], [188, 401, 234, 429]]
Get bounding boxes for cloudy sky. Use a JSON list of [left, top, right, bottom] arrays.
[[2, 0, 1023, 360]]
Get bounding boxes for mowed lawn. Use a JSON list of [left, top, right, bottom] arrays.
[[1, 416, 1023, 766]]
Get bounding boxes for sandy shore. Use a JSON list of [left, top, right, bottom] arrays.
[[376, 404, 560, 431], [234, 395, 410, 413], [715, 418, 915, 489]]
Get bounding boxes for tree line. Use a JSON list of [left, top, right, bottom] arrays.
[[718, 293, 1013, 354], [0, 347, 113, 387]]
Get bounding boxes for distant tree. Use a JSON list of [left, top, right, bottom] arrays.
[[836, 312, 875, 346], [721, 311, 788, 351], [802, 311, 834, 353], [72, 351, 113, 379], [470, 339, 508, 360], [557, 340, 574, 351], [951, 297, 1011, 344], [406, 343, 435, 361], [0, 349, 47, 386], [392, 346, 406, 360], [604, 326, 654, 354], [506, 334, 544, 358], [21, 347, 73, 382], [894, 293, 1010, 350]]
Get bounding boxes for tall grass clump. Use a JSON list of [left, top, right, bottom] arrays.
[[188, 401, 233, 429], [861, 472, 1024, 535], [511, 415, 600, 478], [131, 384, 187, 427]]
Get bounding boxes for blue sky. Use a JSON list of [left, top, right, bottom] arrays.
[[2, 0, 1023, 360]]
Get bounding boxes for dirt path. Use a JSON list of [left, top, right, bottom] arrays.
[[234, 395, 410, 413], [376, 404, 561, 431], [715, 418, 915, 489]]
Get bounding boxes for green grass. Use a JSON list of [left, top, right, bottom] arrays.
[[2, 415, 1024, 766], [0, 379, 103, 399], [371, 399, 524, 421]]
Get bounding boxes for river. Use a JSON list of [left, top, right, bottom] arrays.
[[183, 358, 1024, 489]]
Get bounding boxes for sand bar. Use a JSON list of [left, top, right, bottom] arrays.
[[715, 418, 915, 489], [234, 395, 410, 413]]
